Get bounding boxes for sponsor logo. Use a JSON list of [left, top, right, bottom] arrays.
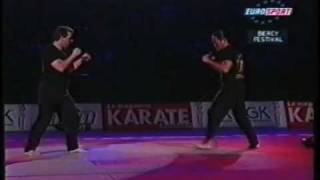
[[4, 104, 103, 132], [244, 0, 293, 25], [49, 110, 97, 131], [223, 106, 272, 122], [287, 102, 313, 128], [79, 110, 96, 130], [245, 8, 292, 16], [192, 102, 282, 128], [194, 102, 204, 127], [4, 105, 26, 130], [4, 109, 15, 126], [104, 104, 193, 130]]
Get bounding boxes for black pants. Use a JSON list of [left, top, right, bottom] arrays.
[[205, 80, 258, 145], [25, 82, 80, 151]]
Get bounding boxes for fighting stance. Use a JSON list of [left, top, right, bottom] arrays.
[[196, 30, 259, 149], [24, 26, 92, 155]]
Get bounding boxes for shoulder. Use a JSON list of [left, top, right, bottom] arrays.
[[226, 46, 239, 55], [220, 46, 238, 61], [42, 45, 62, 63], [43, 45, 61, 56]]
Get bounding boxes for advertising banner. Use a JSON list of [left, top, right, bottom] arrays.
[[103, 103, 193, 131]]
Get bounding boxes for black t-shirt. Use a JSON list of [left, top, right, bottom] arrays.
[[215, 45, 245, 84], [40, 44, 71, 90]]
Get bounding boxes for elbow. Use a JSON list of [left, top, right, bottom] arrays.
[[51, 61, 69, 73], [58, 67, 65, 73], [55, 66, 68, 73], [58, 63, 73, 73], [222, 68, 230, 74]]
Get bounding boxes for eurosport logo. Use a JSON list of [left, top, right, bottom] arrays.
[[244, 0, 293, 25]]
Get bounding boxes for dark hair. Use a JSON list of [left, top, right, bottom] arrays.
[[211, 30, 226, 40], [52, 26, 74, 41], [212, 29, 236, 44]]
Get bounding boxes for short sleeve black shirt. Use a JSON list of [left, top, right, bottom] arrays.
[[41, 44, 70, 90], [215, 46, 245, 83]]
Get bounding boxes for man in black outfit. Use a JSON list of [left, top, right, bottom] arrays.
[[24, 26, 92, 155], [196, 30, 259, 150]]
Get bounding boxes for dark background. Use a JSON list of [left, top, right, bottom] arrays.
[[2, 0, 317, 103]]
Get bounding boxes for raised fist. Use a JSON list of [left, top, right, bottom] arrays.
[[71, 48, 82, 58], [202, 54, 211, 63], [81, 53, 92, 62]]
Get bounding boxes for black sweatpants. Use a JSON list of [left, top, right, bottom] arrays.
[[25, 82, 80, 151], [205, 79, 258, 145]]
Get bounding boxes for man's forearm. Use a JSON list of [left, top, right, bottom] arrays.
[[61, 55, 79, 71], [67, 58, 84, 73], [73, 58, 84, 70], [65, 52, 91, 73]]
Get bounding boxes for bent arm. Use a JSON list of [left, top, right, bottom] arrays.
[[67, 53, 92, 73], [51, 54, 79, 73], [205, 60, 233, 74], [202, 54, 233, 74]]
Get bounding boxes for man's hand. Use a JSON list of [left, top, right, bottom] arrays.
[[80, 53, 92, 62], [202, 54, 215, 63], [71, 48, 82, 59]]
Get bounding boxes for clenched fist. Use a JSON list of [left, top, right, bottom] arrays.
[[71, 48, 82, 58], [81, 53, 92, 62], [202, 54, 216, 64]]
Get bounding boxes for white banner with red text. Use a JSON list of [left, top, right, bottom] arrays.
[[6, 101, 312, 132], [285, 101, 313, 129], [190, 101, 288, 128], [4, 104, 103, 132], [103, 103, 193, 131]]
